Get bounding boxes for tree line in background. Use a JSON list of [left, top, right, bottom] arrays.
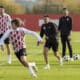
[[0, 0, 80, 14], [31, 0, 80, 14], [0, 0, 25, 14]]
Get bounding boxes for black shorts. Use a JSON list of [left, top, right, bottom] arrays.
[[44, 39, 58, 52], [0, 34, 10, 44], [15, 48, 27, 61]]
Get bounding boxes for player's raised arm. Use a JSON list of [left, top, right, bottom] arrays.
[[19, 28, 43, 42]]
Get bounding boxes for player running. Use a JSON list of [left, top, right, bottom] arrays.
[[0, 6, 12, 64], [39, 15, 63, 69], [0, 18, 43, 78]]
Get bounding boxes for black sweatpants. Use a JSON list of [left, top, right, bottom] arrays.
[[61, 35, 73, 58]]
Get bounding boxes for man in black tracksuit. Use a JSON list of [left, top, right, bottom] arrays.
[[39, 15, 63, 69], [58, 8, 73, 61]]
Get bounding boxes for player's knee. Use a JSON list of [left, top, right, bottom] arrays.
[[54, 51, 59, 57], [21, 59, 28, 67]]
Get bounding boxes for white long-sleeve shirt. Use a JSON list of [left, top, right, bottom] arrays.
[[0, 13, 12, 34], [0, 27, 42, 52]]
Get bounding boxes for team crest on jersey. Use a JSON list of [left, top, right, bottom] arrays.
[[67, 18, 69, 21], [43, 27, 46, 30]]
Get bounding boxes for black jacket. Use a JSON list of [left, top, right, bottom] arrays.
[[40, 22, 58, 41], [58, 16, 72, 36]]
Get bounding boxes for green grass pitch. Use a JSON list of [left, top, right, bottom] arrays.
[[0, 32, 80, 80]]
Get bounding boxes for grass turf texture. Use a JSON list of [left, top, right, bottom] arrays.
[[0, 32, 80, 80]]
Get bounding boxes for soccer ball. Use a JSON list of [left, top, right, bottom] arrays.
[[63, 55, 70, 61], [73, 54, 80, 60]]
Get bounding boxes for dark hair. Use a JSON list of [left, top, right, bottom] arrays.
[[11, 18, 21, 27], [0, 5, 4, 8], [63, 7, 68, 11], [44, 15, 49, 18]]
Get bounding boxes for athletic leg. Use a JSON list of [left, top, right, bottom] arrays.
[[52, 40, 63, 66], [43, 47, 50, 69], [61, 36, 66, 58], [19, 56, 37, 77], [4, 37, 11, 64], [6, 44, 11, 64], [67, 36, 73, 61]]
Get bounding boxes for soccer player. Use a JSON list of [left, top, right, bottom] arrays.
[[58, 8, 73, 61], [0, 18, 43, 77], [0, 6, 12, 64], [39, 15, 63, 69]]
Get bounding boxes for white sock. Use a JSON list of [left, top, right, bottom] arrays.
[[59, 58, 63, 66], [60, 58, 63, 62], [46, 64, 50, 66], [29, 62, 38, 72], [29, 62, 35, 67], [8, 54, 11, 64], [28, 66, 37, 77]]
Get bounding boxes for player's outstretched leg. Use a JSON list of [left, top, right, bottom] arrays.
[[19, 56, 37, 78]]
